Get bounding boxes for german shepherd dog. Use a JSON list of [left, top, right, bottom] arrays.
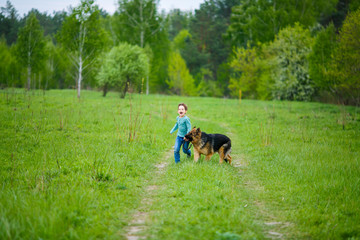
[[184, 127, 232, 164]]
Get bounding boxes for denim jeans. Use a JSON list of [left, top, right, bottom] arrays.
[[174, 136, 191, 163]]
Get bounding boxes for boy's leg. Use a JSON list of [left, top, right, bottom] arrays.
[[174, 136, 182, 163], [183, 140, 191, 157]]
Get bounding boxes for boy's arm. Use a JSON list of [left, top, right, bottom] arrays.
[[186, 118, 191, 134], [170, 122, 178, 134]]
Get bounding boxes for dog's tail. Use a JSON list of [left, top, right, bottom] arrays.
[[223, 140, 232, 164]]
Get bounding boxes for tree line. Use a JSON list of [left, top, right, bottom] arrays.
[[0, 0, 359, 104]]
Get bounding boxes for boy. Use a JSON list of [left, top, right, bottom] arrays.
[[170, 103, 191, 163]]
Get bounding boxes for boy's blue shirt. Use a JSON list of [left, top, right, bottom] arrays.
[[170, 116, 191, 137]]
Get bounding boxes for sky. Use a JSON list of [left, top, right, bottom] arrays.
[[2, 0, 206, 16]]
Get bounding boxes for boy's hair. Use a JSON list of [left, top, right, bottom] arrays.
[[178, 103, 188, 111]]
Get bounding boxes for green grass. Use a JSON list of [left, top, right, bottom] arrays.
[[0, 89, 172, 239], [1, 89, 359, 239]]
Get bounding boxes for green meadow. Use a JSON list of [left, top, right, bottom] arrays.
[[1, 89, 359, 239]]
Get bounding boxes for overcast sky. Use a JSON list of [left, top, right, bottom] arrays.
[[2, 0, 206, 16]]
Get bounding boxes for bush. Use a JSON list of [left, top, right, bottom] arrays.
[[97, 43, 149, 97]]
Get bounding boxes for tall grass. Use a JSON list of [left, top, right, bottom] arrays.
[[0, 89, 172, 239], [1, 90, 359, 239]]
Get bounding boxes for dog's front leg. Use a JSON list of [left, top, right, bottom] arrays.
[[219, 147, 225, 164], [194, 149, 200, 162], [205, 153, 214, 161]]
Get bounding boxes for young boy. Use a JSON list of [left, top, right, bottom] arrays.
[[170, 103, 191, 163]]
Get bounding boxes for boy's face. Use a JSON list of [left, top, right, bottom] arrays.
[[178, 105, 186, 117]]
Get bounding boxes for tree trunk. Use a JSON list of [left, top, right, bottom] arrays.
[[103, 83, 108, 97], [27, 65, 31, 91], [121, 77, 130, 98], [77, 55, 83, 99]]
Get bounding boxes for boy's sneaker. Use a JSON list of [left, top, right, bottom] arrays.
[[187, 154, 191, 158]]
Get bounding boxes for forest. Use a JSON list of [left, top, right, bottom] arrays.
[[0, 0, 359, 105]]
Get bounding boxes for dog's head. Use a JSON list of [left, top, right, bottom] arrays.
[[184, 127, 201, 142]]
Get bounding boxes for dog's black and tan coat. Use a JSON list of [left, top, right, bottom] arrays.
[[184, 127, 232, 164]]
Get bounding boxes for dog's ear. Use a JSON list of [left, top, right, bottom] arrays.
[[196, 128, 201, 133], [193, 126, 196, 130]]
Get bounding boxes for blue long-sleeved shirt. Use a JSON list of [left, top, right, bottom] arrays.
[[170, 116, 191, 137]]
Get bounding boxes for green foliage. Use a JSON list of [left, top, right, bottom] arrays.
[[173, 29, 191, 50], [229, 24, 315, 101], [308, 23, 337, 92], [0, 37, 16, 87], [1, 0, 359, 104], [327, 8, 360, 105], [147, 28, 171, 93], [227, 0, 338, 47], [185, 0, 239, 95], [268, 23, 315, 101], [167, 50, 196, 96], [228, 43, 275, 100], [179, 33, 210, 78], [195, 68, 224, 97], [349, 0, 360, 12], [15, 12, 46, 90], [57, 1, 107, 54], [97, 43, 149, 97], [114, 0, 160, 48], [229, 44, 259, 99], [56, 0, 108, 95], [38, 38, 73, 89], [22, 9, 68, 41], [113, 0, 171, 93], [167, 9, 191, 40], [0, 1, 20, 45]]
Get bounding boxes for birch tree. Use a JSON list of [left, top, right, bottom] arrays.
[[114, 0, 167, 94], [15, 13, 46, 90], [57, 0, 106, 98]]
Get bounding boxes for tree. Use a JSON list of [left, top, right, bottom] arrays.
[[15, 12, 46, 90], [178, 30, 210, 81], [0, 37, 12, 87], [268, 23, 314, 101], [320, 0, 360, 29], [38, 38, 71, 90], [97, 43, 149, 98], [113, 0, 169, 94], [21, 9, 67, 41], [227, 0, 338, 47], [167, 9, 191, 40], [167, 50, 196, 96], [327, 8, 360, 105], [115, 0, 159, 48], [308, 23, 337, 92], [57, 0, 107, 98], [0, 0, 19, 45], [188, 0, 240, 81], [228, 42, 276, 100], [229, 44, 260, 98], [195, 67, 224, 97]]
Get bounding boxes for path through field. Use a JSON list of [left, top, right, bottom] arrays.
[[219, 122, 289, 239], [125, 150, 172, 240], [124, 119, 288, 239]]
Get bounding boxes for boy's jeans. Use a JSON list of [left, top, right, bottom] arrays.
[[174, 136, 191, 163]]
